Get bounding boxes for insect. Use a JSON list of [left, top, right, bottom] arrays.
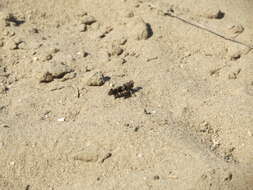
[[108, 80, 135, 99]]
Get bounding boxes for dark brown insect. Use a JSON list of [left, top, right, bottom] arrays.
[[108, 80, 135, 99]]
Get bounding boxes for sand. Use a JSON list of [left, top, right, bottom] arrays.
[[0, 0, 253, 189]]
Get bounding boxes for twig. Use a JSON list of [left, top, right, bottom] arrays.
[[148, 3, 253, 51], [165, 11, 253, 50]]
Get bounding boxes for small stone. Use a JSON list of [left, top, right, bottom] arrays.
[[48, 62, 73, 78], [123, 10, 134, 18], [76, 11, 88, 17], [17, 41, 27, 49], [73, 151, 99, 162], [78, 24, 87, 32], [61, 72, 76, 81], [0, 40, 4, 47], [80, 15, 96, 25], [87, 71, 105, 86], [49, 47, 60, 54], [110, 43, 124, 56], [39, 62, 74, 83], [224, 172, 233, 182], [10, 161, 15, 166], [228, 69, 241, 80], [78, 50, 88, 57], [153, 175, 160, 180], [229, 24, 244, 35], [5, 39, 18, 50], [2, 13, 25, 27], [97, 50, 110, 63], [119, 37, 127, 45], [204, 9, 225, 19], [230, 52, 241, 61], [127, 17, 152, 40], [30, 28, 39, 33], [40, 72, 54, 83], [0, 83, 8, 94], [57, 118, 65, 122], [43, 53, 53, 61]]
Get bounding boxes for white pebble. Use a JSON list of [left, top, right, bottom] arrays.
[[57, 118, 65, 122]]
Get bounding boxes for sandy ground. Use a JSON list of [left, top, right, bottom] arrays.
[[0, 0, 253, 189]]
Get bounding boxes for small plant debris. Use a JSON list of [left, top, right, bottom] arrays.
[[108, 80, 135, 99], [100, 152, 112, 163]]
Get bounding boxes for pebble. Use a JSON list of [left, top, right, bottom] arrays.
[[73, 151, 99, 162], [57, 118, 65, 122], [203, 9, 225, 19], [153, 175, 160, 180], [10, 161, 15, 166], [39, 62, 74, 83], [5, 39, 18, 50], [228, 69, 241, 80], [97, 50, 110, 63], [77, 50, 89, 57], [229, 24, 244, 35], [122, 9, 134, 18], [61, 72, 76, 81], [110, 43, 124, 56], [230, 52, 241, 61], [80, 15, 96, 25], [78, 24, 87, 32], [86, 71, 106, 86], [127, 17, 151, 40], [0, 84, 8, 94], [0, 40, 4, 47]]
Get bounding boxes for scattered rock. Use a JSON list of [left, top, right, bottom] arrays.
[[203, 9, 225, 19], [86, 71, 106, 86], [224, 172, 233, 182], [230, 52, 241, 61], [228, 69, 241, 80], [97, 50, 110, 63], [80, 15, 96, 25], [49, 47, 60, 54], [42, 53, 53, 61], [57, 118, 65, 122], [2, 12, 25, 27], [61, 72, 76, 81], [92, 25, 113, 39], [122, 9, 134, 18], [0, 40, 4, 47], [127, 17, 152, 40], [100, 152, 112, 163], [108, 80, 135, 99], [223, 147, 236, 162], [153, 175, 160, 180], [0, 84, 8, 94], [110, 42, 124, 56], [118, 37, 128, 45], [228, 24, 244, 36], [73, 151, 99, 162], [29, 27, 39, 34], [199, 121, 213, 133], [5, 39, 18, 50], [77, 50, 89, 58], [39, 62, 74, 83], [17, 41, 27, 49], [78, 24, 87, 32], [39, 72, 54, 83]]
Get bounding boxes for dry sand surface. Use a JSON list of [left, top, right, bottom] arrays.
[[0, 0, 253, 189]]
